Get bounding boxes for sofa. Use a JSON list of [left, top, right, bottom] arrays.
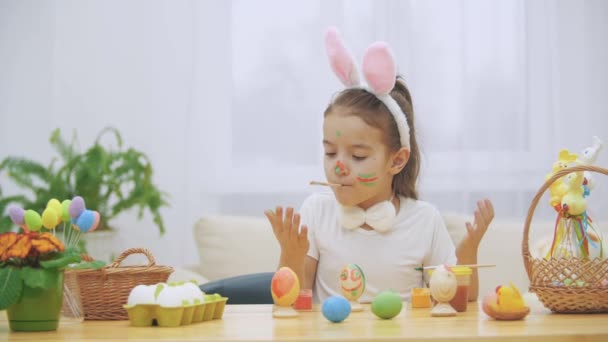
[[169, 212, 588, 300]]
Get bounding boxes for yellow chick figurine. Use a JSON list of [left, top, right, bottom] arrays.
[[482, 283, 529, 320], [546, 149, 578, 209], [561, 171, 586, 216]]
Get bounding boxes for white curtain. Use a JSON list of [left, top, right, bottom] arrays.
[[1, 0, 607, 266]]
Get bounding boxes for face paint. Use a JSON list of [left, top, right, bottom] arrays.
[[356, 172, 378, 187], [335, 160, 346, 175], [336, 130, 341, 137]]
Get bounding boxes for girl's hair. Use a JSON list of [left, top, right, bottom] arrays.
[[323, 76, 420, 199]]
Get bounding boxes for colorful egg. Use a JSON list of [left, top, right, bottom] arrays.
[[69, 196, 86, 218], [90, 211, 101, 232], [24, 209, 42, 231], [271, 267, 300, 307], [46, 198, 63, 224], [75, 210, 95, 232], [61, 199, 72, 222], [371, 290, 403, 319], [8, 205, 25, 226], [41, 208, 59, 229], [339, 263, 366, 301], [322, 295, 351, 323]]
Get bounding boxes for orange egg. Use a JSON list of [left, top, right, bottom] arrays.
[[271, 267, 300, 307]]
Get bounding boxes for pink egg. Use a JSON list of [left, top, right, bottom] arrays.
[[89, 211, 101, 232], [271, 267, 300, 307]]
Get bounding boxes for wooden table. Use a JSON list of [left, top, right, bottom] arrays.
[[2, 300, 608, 341]]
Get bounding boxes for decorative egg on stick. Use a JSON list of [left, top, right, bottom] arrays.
[[429, 265, 457, 317], [339, 264, 366, 311], [270, 267, 300, 318]]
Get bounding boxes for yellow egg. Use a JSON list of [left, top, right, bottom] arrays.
[[41, 208, 59, 229], [47, 198, 63, 224], [271, 267, 300, 307]]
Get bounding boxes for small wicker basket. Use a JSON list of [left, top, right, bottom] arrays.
[[523, 165, 608, 313], [65, 248, 174, 320]]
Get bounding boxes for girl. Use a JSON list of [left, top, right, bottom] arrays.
[[265, 28, 494, 303]]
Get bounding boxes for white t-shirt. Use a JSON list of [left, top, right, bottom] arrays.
[[300, 192, 457, 304]]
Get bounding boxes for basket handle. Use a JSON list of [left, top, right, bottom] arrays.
[[522, 165, 608, 280], [109, 248, 157, 268]]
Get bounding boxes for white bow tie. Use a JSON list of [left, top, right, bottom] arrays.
[[340, 199, 396, 233]]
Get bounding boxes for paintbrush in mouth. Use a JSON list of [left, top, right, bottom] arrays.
[[309, 181, 343, 188]]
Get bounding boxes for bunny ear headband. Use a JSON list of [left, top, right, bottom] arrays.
[[325, 26, 410, 150]]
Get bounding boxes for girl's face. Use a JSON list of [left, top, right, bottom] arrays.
[[323, 112, 397, 208]]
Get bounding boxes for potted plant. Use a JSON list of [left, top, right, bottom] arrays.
[[0, 209, 82, 331], [0, 127, 169, 258]]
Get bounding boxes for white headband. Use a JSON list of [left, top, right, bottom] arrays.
[[325, 27, 411, 150]]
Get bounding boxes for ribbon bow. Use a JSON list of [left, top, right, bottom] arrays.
[[340, 200, 396, 233]]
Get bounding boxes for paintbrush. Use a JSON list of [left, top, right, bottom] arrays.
[[414, 264, 496, 271], [309, 181, 342, 187]]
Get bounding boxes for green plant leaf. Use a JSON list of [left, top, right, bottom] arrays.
[[0, 267, 23, 310], [40, 249, 81, 269], [21, 267, 60, 289]]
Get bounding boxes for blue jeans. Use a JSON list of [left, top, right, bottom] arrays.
[[199, 272, 274, 304]]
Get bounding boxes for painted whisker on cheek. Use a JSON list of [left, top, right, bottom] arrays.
[[356, 172, 378, 187]]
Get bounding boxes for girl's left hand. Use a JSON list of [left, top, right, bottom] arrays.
[[456, 199, 494, 261]]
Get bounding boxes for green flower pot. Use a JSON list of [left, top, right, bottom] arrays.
[[7, 270, 64, 332]]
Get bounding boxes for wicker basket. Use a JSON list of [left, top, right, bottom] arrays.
[[65, 248, 174, 320], [523, 165, 608, 313]]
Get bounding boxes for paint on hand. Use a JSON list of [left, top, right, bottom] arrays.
[[335, 160, 346, 175], [356, 172, 378, 186]]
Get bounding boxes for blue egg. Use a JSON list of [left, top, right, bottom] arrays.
[[322, 295, 351, 323], [75, 210, 95, 232]]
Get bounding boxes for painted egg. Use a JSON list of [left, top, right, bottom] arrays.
[[429, 265, 457, 302], [271, 267, 300, 306], [339, 263, 366, 301], [75, 210, 95, 232], [127, 285, 156, 305], [61, 200, 72, 222], [46, 199, 63, 224], [8, 205, 25, 226], [371, 290, 403, 319], [322, 295, 351, 323], [69, 196, 86, 218], [90, 211, 101, 232], [24, 209, 42, 231], [41, 208, 59, 229]]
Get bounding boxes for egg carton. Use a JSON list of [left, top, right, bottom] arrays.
[[123, 294, 228, 327]]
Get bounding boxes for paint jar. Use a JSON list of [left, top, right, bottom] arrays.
[[293, 289, 313, 311], [410, 288, 431, 308], [448, 266, 472, 312]]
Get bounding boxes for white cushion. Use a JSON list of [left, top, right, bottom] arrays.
[[193, 215, 279, 281], [192, 213, 604, 298]]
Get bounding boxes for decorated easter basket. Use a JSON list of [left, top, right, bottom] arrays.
[[523, 165, 608, 313], [65, 248, 174, 320]]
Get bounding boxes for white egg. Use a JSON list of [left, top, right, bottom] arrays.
[[127, 285, 156, 306], [182, 282, 205, 304], [157, 285, 187, 307]]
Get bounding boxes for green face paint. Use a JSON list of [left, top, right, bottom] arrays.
[[335, 161, 346, 175], [356, 172, 378, 187], [336, 131, 341, 137]]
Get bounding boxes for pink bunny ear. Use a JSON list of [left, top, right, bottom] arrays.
[[362, 42, 396, 95], [325, 27, 360, 87]]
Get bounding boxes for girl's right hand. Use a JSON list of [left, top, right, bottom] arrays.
[[264, 206, 309, 261]]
